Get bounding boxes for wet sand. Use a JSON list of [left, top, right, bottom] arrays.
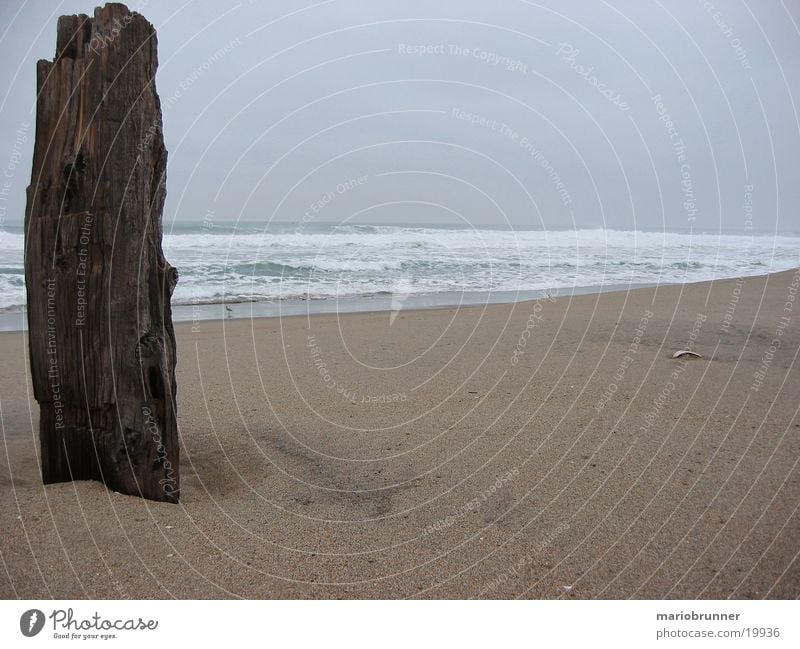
[[1, 270, 798, 599]]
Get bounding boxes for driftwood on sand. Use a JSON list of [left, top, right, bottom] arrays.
[[24, 4, 179, 502]]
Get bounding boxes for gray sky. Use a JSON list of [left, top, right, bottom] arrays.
[[1, 0, 799, 232]]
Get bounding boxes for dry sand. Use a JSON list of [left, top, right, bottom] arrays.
[[1, 270, 799, 599]]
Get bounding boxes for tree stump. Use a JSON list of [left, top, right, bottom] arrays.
[[24, 3, 179, 502]]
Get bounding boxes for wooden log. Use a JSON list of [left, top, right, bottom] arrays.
[[24, 3, 179, 502]]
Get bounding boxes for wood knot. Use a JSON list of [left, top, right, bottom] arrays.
[[61, 152, 86, 213], [134, 331, 163, 362]]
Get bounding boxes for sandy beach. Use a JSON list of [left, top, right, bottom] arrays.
[[1, 270, 798, 599]]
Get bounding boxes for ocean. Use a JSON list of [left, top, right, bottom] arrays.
[[1, 222, 798, 329]]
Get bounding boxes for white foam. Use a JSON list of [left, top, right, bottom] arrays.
[[1, 226, 798, 309]]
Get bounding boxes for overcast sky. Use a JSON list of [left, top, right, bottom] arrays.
[[1, 0, 799, 232]]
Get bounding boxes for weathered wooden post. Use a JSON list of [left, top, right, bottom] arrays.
[[24, 3, 179, 502]]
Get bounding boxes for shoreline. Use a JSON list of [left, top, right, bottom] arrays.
[[2, 269, 794, 332], [1, 280, 650, 333]]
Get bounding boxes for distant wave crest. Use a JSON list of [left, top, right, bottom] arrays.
[[0, 225, 798, 310]]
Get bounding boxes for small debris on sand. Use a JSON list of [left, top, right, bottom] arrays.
[[672, 350, 702, 359]]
